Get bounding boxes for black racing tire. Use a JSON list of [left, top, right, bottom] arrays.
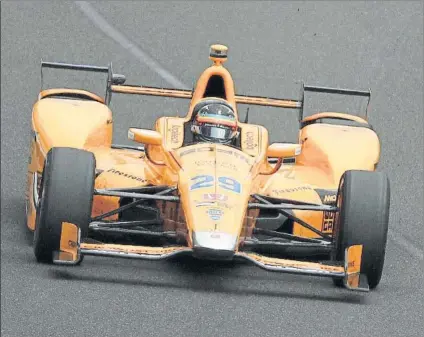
[[33, 147, 95, 263], [332, 170, 390, 289]]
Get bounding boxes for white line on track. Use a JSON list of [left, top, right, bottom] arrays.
[[74, 1, 189, 89], [75, 0, 424, 263]]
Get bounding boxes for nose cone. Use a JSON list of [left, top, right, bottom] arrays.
[[192, 231, 238, 260], [175, 143, 256, 261]]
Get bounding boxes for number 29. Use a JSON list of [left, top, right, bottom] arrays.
[[190, 175, 242, 194]]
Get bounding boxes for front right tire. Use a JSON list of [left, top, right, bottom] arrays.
[[332, 170, 390, 289]]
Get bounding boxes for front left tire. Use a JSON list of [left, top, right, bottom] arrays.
[[33, 147, 96, 263]]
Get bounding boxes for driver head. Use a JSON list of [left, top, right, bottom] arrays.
[[191, 99, 239, 145]]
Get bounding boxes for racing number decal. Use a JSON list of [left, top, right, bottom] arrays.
[[218, 176, 241, 193], [190, 175, 214, 190], [190, 175, 241, 194]]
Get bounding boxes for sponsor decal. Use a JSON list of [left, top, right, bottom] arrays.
[[321, 211, 335, 232], [217, 148, 251, 165], [216, 148, 232, 155], [220, 162, 239, 171], [248, 254, 343, 272], [179, 145, 251, 165], [216, 202, 233, 210], [107, 168, 146, 182], [207, 208, 223, 221], [232, 150, 251, 164], [170, 125, 181, 144], [210, 232, 222, 239], [315, 189, 338, 204], [195, 200, 233, 210], [245, 131, 257, 150], [272, 186, 312, 194], [203, 193, 228, 201], [194, 160, 239, 171], [196, 202, 215, 207], [323, 194, 337, 203], [194, 160, 214, 167]]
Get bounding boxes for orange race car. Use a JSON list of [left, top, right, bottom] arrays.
[[26, 45, 390, 292]]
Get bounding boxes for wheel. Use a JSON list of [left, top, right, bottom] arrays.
[[33, 147, 96, 263], [332, 170, 390, 289]]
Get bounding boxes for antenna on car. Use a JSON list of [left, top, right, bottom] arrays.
[[244, 107, 250, 123]]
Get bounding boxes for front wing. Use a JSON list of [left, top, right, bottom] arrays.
[[54, 222, 369, 292]]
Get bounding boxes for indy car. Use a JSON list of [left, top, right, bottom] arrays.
[[26, 44, 390, 292]]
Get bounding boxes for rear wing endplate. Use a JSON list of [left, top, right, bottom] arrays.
[[40, 60, 126, 106], [300, 84, 372, 121]]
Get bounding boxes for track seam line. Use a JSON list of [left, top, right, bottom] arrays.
[[74, 1, 189, 89]]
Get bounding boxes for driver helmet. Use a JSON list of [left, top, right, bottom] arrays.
[[191, 99, 239, 144]]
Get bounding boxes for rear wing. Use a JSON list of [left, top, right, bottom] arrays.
[[39, 61, 372, 121], [110, 84, 302, 109], [111, 83, 372, 121]]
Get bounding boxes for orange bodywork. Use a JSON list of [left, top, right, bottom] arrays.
[[26, 51, 380, 254]]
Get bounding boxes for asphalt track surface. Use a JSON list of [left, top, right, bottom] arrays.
[[1, 2, 423, 337]]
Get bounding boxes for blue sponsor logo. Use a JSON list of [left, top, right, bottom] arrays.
[[207, 208, 223, 221]]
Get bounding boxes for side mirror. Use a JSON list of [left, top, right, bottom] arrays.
[[267, 143, 301, 158], [112, 74, 126, 85], [128, 128, 162, 146]]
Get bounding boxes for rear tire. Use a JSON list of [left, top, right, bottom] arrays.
[[33, 147, 95, 263], [332, 170, 390, 289]]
